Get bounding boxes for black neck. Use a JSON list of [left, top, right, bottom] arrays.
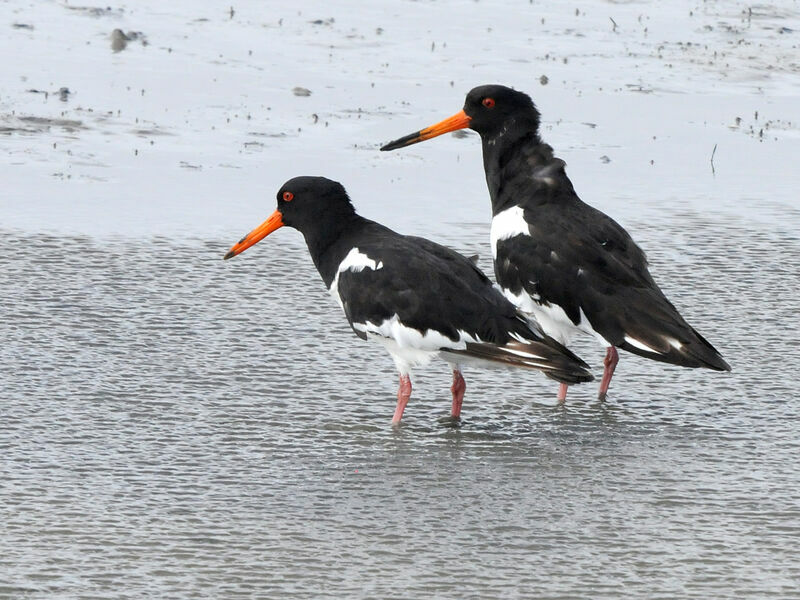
[[302, 214, 370, 288], [481, 129, 571, 215]]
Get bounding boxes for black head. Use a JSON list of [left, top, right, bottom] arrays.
[[275, 176, 356, 232], [224, 176, 356, 259], [380, 84, 541, 151], [462, 85, 541, 137]]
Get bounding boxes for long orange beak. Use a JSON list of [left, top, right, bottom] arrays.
[[380, 109, 471, 151], [223, 210, 284, 259]]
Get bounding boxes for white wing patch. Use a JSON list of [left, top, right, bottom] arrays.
[[328, 247, 384, 308], [623, 335, 658, 353], [339, 247, 384, 273], [624, 335, 682, 354], [668, 338, 683, 350], [490, 206, 529, 259]]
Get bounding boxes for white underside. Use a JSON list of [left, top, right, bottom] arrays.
[[367, 330, 546, 376], [502, 287, 681, 357], [368, 335, 440, 376], [357, 315, 478, 375], [500, 286, 611, 349]]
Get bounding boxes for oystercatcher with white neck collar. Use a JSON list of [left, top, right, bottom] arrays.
[[224, 176, 593, 424], [381, 85, 730, 400]]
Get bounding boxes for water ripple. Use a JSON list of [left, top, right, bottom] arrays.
[[1, 214, 799, 599]]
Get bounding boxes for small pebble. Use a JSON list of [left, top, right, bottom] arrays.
[[111, 28, 129, 52]]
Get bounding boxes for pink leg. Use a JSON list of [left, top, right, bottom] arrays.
[[450, 369, 466, 419], [598, 346, 619, 400], [392, 374, 412, 424], [557, 382, 568, 402]]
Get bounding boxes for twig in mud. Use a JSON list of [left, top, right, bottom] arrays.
[[710, 143, 717, 175]]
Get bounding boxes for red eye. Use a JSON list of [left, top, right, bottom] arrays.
[[482, 97, 495, 108], [282, 191, 294, 202]]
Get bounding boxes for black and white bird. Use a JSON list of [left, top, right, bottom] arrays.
[[381, 85, 730, 400], [224, 176, 593, 424]]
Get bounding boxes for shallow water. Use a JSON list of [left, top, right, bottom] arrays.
[[2, 0, 800, 598], [2, 213, 799, 599]]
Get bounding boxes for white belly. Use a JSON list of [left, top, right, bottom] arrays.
[[500, 286, 611, 349], [354, 315, 478, 376]]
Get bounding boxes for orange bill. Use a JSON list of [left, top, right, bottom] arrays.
[[224, 210, 284, 259], [380, 109, 471, 151]]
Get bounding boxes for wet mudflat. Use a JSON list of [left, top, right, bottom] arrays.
[[2, 0, 799, 598]]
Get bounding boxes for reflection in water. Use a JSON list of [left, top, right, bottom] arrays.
[[1, 214, 799, 598]]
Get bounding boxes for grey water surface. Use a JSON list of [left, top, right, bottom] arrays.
[[2, 212, 799, 599], [3, 0, 800, 597]]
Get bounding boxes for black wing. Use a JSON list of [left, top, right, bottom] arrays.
[[497, 181, 729, 371], [334, 224, 593, 382], [337, 227, 532, 345]]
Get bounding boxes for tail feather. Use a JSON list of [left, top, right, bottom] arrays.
[[616, 298, 731, 371], [442, 339, 594, 385], [619, 330, 731, 371]]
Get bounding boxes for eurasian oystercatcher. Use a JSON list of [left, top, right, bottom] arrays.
[[381, 84, 730, 400], [224, 176, 593, 423]]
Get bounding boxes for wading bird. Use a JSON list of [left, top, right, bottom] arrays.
[[224, 176, 593, 423], [381, 85, 730, 400]]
